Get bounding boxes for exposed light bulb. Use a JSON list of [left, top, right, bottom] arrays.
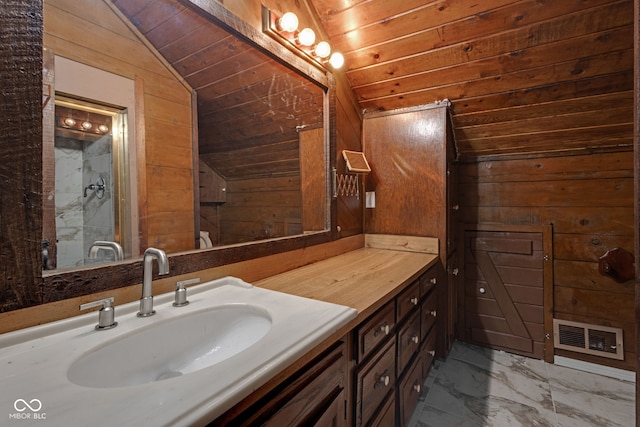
[[82, 121, 93, 130], [297, 28, 316, 47], [315, 41, 331, 59], [278, 12, 298, 32], [329, 52, 345, 69], [98, 124, 109, 133], [63, 118, 76, 127]]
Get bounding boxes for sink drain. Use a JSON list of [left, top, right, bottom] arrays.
[[156, 370, 183, 381]]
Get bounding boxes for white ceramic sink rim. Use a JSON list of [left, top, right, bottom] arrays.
[[0, 277, 357, 427]]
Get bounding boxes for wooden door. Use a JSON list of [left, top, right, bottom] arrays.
[[463, 228, 549, 360]]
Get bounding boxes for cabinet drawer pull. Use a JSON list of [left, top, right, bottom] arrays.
[[413, 383, 421, 393], [411, 335, 419, 344], [410, 296, 419, 305], [428, 350, 435, 357], [374, 323, 390, 337], [376, 373, 390, 387], [429, 277, 437, 285], [479, 287, 486, 294], [430, 310, 437, 317]]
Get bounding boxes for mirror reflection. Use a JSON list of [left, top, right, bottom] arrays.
[[43, 0, 329, 272], [50, 96, 126, 269]]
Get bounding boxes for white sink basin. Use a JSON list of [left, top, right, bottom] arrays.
[[0, 277, 357, 427], [67, 304, 272, 388]]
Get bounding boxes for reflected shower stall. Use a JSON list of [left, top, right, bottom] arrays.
[[52, 97, 126, 269]]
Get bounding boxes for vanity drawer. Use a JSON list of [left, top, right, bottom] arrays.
[[356, 301, 395, 361], [368, 393, 395, 427], [355, 338, 396, 427], [420, 290, 438, 342], [398, 354, 423, 427], [396, 280, 420, 323], [421, 328, 437, 382], [419, 267, 439, 298], [397, 310, 421, 375]]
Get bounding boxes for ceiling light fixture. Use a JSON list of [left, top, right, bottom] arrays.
[[262, 6, 344, 70]]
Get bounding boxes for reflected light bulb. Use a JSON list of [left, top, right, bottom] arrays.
[[329, 52, 345, 69], [315, 41, 331, 59], [297, 28, 316, 46], [278, 12, 298, 32]]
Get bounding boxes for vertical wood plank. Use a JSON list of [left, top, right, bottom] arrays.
[[300, 127, 325, 231], [0, 0, 44, 311]]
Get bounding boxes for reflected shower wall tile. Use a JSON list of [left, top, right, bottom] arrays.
[[55, 148, 82, 194], [84, 135, 112, 158], [83, 190, 114, 228], [55, 193, 83, 230]]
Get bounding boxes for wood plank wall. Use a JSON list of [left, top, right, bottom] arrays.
[[218, 176, 302, 245], [43, 0, 195, 256], [459, 151, 635, 370]]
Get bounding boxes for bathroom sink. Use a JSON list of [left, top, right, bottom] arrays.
[[67, 304, 272, 388], [0, 276, 357, 426]]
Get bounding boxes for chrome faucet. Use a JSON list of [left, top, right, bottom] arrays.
[[137, 248, 170, 317], [88, 241, 124, 261]]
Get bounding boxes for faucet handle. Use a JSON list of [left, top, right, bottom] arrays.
[[80, 297, 118, 330], [173, 278, 200, 307]]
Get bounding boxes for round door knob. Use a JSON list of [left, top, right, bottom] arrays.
[[429, 277, 437, 285], [452, 268, 459, 276], [479, 287, 486, 294], [413, 383, 421, 393], [430, 310, 437, 317], [410, 297, 418, 305], [428, 350, 435, 356], [411, 335, 419, 344]]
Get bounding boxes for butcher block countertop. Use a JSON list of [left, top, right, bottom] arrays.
[[255, 234, 440, 331], [255, 246, 438, 324]]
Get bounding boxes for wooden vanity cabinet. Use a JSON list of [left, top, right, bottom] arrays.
[[209, 341, 348, 427], [355, 301, 396, 362], [354, 338, 397, 427], [353, 264, 440, 427]]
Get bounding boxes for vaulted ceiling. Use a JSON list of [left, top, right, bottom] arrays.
[[308, 0, 634, 159], [117, 0, 634, 161]]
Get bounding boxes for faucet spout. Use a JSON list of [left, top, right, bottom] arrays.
[[137, 247, 170, 317], [88, 241, 124, 261]]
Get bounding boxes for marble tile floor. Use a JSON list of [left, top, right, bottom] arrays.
[[408, 341, 635, 427]]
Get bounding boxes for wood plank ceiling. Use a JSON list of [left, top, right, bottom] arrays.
[[113, 0, 324, 179], [308, 0, 635, 159]]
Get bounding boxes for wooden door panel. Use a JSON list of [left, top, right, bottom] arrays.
[[465, 263, 544, 286], [466, 314, 545, 341], [464, 230, 545, 359], [466, 282, 543, 305], [470, 298, 543, 323]]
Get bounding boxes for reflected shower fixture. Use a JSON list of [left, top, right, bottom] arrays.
[[84, 176, 106, 199], [262, 6, 344, 69]]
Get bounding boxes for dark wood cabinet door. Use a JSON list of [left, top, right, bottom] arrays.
[[464, 229, 546, 359]]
